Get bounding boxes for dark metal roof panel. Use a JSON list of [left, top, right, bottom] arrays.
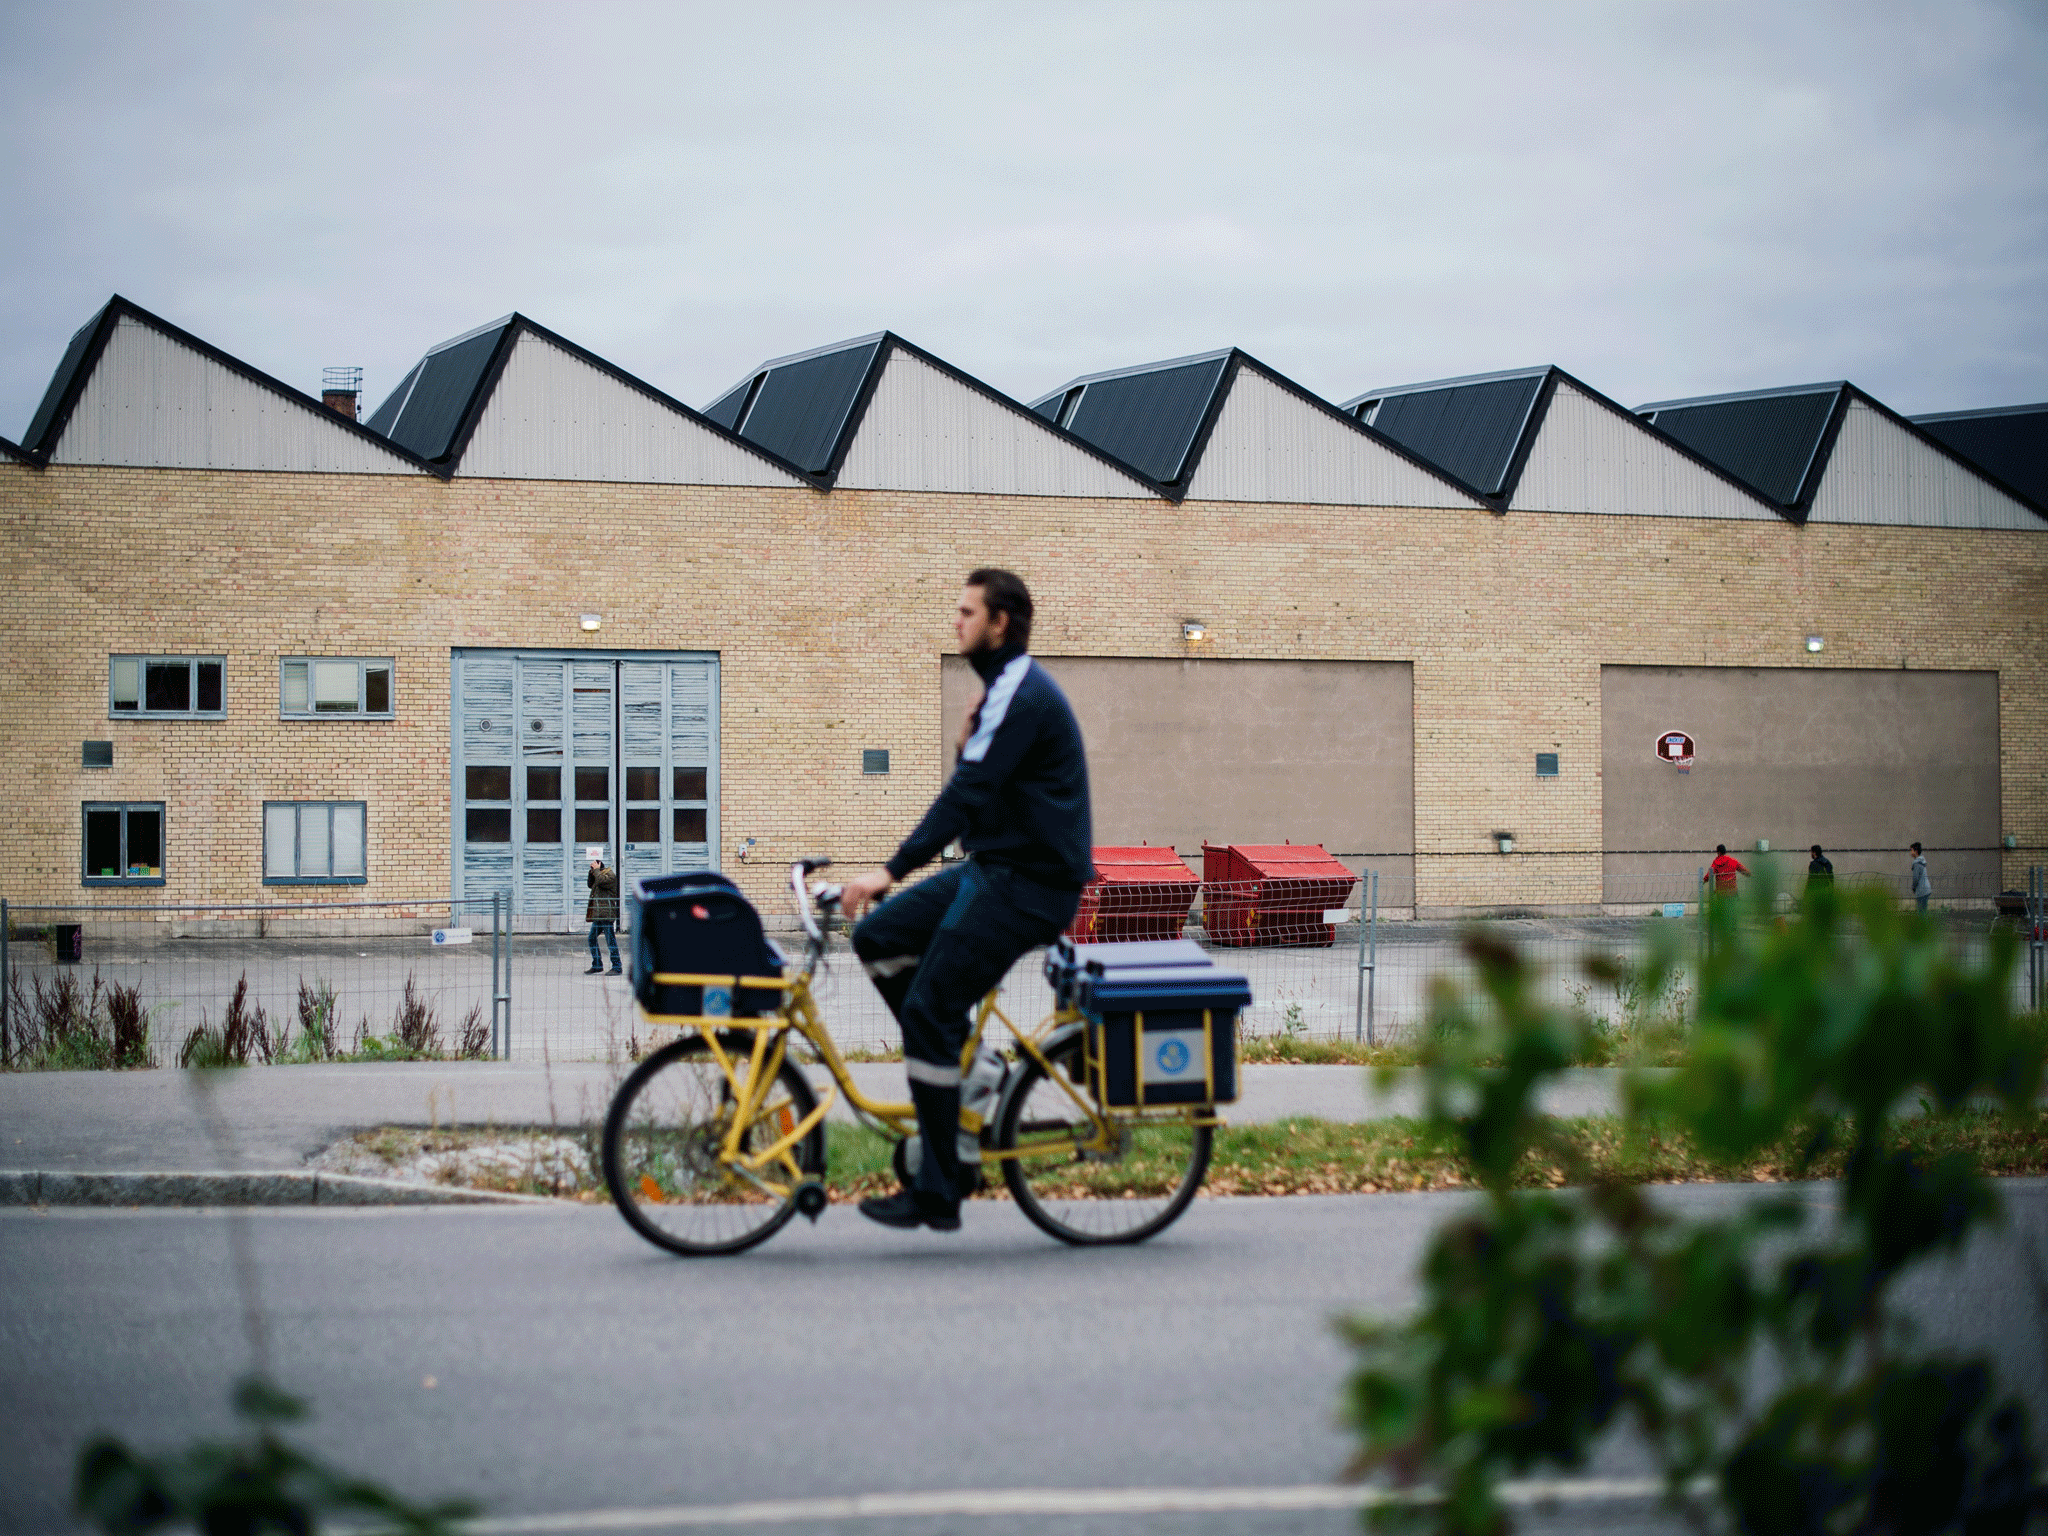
[[364, 360, 421, 437], [702, 379, 752, 433], [1356, 372, 1545, 496], [732, 339, 881, 473], [0, 433, 34, 465], [379, 324, 511, 461], [1911, 404, 2048, 511], [22, 305, 109, 453], [1057, 356, 1229, 483], [1636, 386, 1842, 506]]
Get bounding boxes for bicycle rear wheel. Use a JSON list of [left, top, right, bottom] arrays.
[[996, 1033, 1212, 1246], [603, 1033, 824, 1256]]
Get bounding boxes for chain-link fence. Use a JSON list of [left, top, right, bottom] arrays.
[[0, 898, 513, 1069], [3, 868, 2041, 1066]]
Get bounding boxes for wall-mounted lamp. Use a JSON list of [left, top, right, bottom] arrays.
[[1182, 620, 1209, 644], [1493, 832, 1515, 855], [2004, 833, 2020, 850], [580, 613, 603, 632], [1804, 634, 1824, 653]]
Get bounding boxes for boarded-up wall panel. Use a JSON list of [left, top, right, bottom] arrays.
[[940, 656, 1414, 890], [1601, 666, 2000, 900]]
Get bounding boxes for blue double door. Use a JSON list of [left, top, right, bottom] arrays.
[[452, 650, 719, 919]]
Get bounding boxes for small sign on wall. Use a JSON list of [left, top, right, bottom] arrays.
[[1656, 730, 1695, 773]]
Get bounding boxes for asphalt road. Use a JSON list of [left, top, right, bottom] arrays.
[[6, 1182, 2046, 1536]]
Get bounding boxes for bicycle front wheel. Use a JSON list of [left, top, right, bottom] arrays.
[[602, 1033, 824, 1256], [996, 1034, 1212, 1246]]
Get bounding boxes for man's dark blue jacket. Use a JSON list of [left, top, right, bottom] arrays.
[[885, 642, 1094, 891]]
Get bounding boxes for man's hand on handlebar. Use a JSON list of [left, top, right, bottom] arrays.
[[839, 868, 894, 920]]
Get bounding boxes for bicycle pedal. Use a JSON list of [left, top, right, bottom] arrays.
[[794, 1179, 828, 1223]]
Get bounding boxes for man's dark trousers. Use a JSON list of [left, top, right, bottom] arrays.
[[853, 860, 1078, 1204]]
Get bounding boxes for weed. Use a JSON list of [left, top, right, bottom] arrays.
[[292, 977, 339, 1061], [3, 968, 154, 1070], [182, 974, 274, 1068], [392, 976, 440, 1056], [456, 1003, 489, 1061]]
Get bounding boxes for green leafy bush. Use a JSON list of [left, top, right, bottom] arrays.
[[1343, 881, 2044, 1534], [76, 1375, 472, 1536]]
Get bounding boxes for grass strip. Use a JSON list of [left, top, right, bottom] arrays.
[[319, 1109, 2048, 1204]]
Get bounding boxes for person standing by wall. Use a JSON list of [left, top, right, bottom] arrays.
[[1806, 845, 1834, 898], [1910, 842, 1931, 913], [585, 847, 621, 975], [1703, 843, 1750, 898]]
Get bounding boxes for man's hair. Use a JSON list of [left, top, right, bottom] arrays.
[[1911, 842, 1922, 853], [1716, 844, 1727, 855], [966, 567, 1032, 650], [1811, 845, 1824, 857]]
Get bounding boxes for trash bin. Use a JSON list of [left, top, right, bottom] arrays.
[[1064, 846, 1200, 942], [53, 923, 84, 964], [1200, 843, 1357, 948]]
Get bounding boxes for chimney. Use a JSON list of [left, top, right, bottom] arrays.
[[321, 365, 363, 421]]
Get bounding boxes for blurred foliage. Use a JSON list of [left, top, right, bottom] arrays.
[[1343, 876, 2045, 1534], [76, 1375, 473, 1536]]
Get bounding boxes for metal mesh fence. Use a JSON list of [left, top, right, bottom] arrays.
[[2, 868, 2040, 1066]]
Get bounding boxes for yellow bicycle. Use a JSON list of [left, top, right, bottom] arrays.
[[600, 858, 1227, 1255]]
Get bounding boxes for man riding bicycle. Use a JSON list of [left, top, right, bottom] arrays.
[[838, 568, 1093, 1232]]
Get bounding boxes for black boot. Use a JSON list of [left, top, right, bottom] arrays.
[[858, 1188, 961, 1232]]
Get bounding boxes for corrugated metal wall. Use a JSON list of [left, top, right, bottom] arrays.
[[833, 349, 1156, 498], [1509, 383, 1779, 521], [1807, 399, 2045, 530], [49, 317, 424, 475], [455, 334, 804, 486], [1182, 368, 1478, 508]]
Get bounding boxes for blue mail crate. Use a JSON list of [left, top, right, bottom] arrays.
[[1044, 937, 1210, 1009], [1075, 962, 1250, 1107]]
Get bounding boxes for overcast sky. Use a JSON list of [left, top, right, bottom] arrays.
[[3, 0, 2044, 442]]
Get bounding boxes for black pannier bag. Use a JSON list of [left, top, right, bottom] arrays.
[[632, 871, 786, 1019], [1052, 940, 1250, 1107]]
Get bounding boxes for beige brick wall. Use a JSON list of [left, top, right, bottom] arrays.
[[2, 462, 2043, 913]]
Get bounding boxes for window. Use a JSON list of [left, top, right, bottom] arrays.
[[525, 764, 561, 844], [83, 802, 165, 885], [264, 801, 367, 882], [674, 764, 709, 845], [280, 658, 393, 718], [463, 764, 512, 843], [110, 656, 224, 718]]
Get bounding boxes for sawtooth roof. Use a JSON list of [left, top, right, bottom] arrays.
[[1634, 383, 1848, 509], [1911, 402, 2048, 512], [362, 313, 815, 481], [1339, 368, 1549, 499], [12, 295, 439, 472], [705, 331, 1164, 491], [1029, 348, 1482, 501]]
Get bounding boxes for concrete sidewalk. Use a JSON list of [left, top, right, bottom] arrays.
[[0, 1059, 1636, 1174]]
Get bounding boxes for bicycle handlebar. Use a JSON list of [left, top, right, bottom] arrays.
[[790, 859, 841, 949]]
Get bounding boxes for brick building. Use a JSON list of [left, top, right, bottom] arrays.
[[2, 296, 2042, 920]]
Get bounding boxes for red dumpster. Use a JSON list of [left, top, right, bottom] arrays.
[[1201, 843, 1357, 948], [1064, 846, 1200, 942]]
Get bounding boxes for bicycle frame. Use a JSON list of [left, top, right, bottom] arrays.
[[634, 863, 1223, 1201]]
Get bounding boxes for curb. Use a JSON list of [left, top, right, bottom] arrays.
[[0, 1169, 557, 1207]]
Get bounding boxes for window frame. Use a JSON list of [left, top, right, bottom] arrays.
[[262, 800, 369, 885], [108, 655, 226, 720], [81, 801, 167, 887], [278, 657, 395, 720]]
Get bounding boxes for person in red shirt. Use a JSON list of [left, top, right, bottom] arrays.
[[1703, 844, 1749, 894]]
